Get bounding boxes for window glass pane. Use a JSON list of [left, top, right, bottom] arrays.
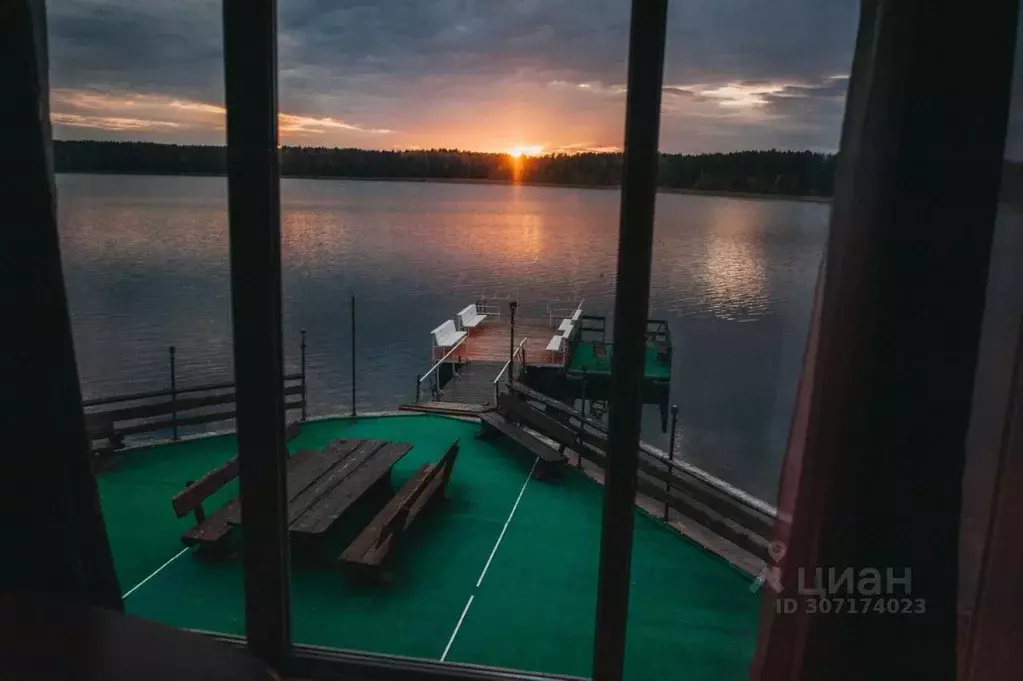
[[50, 0, 247, 639], [626, 2, 857, 678], [278, 2, 629, 677]]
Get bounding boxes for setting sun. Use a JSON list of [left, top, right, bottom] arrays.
[[506, 145, 544, 158]]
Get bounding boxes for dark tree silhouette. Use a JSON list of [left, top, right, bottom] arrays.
[[52, 140, 851, 198]]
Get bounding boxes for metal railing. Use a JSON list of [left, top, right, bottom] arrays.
[[547, 297, 585, 328], [492, 337, 528, 403], [415, 335, 468, 402], [477, 289, 518, 323]]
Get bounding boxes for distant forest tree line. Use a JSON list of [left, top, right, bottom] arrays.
[[52, 140, 1023, 200]]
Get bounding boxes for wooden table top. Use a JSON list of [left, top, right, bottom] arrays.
[[226, 438, 412, 537]]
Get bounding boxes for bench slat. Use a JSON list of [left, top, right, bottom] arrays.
[[172, 458, 239, 518], [112, 399, 304, 438], [180, 448, 316, 547], [171, 420, 304, 518], [478, 412, 564, 464], [225, 439, 364, 526], [290, 441, 412, 536], [340, 465, 432, 565], [285, 440, 385, 524], [499, 393, 578, 447], [340, 441, 459, 570]]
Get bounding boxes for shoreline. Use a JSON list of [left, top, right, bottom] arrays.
[[55, 170, 832, 204]]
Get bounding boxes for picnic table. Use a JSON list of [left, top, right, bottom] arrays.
[[174, 438, 412, 550]]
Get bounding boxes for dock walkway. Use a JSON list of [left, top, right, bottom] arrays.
[[438, 361, 505, 406]]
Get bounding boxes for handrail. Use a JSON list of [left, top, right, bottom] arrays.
[[493, 337, 529, 384], [547, 297, 585, 327], [419, 335, 467, 385]]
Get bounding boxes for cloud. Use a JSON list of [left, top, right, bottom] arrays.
[[50, 88, 393, 141], [51, 113, 183, 132], [47, 0, 859, 152]]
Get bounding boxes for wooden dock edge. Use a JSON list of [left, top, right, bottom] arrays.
[[399, 402, 493, 417]]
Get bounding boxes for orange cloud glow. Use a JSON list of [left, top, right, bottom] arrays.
[[50, 89, 393, 140]]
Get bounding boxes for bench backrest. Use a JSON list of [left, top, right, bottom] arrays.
[[378, 440, 460, 547], [172, 456, 239, 518], [457, 304, 478, 325], [170, 421, 303, 519], [498, 393, 578, 447], [432, 319, 458, 341], [84, 376, 305, 454]]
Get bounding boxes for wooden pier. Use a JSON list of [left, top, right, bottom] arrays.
[[439, 317, 562, 367]]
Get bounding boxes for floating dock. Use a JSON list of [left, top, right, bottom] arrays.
[[416, 300, 673, 429]]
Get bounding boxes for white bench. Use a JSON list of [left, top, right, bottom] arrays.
[[546, 335, 564, 353], [432, 320, 467, 353], [458, 304, 487, 332], [572, 308, 582, 322], [557, 318, 573, 333]]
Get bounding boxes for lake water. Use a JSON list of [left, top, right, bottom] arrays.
[[57, 173, 828, 502]]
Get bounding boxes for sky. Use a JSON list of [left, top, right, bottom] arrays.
[[47, 0, 861, 155]]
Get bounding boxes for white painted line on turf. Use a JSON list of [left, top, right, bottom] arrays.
[[476, 458, 537, 588], [122, 547, 190, 599], [441, 457, 538, 662], [441, 594, 475, 661]]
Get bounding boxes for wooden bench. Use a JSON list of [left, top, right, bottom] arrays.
[[85, 377, 305, 455], [171, 421, 303, 552], [339, 441, 460, 578], [457, 304, 487, 332], [287, 440, 411, 537], [478, 410, 565, 479], [431, 319, 467, 355]]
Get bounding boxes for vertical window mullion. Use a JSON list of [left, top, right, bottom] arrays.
[[591, 2, 669, 680], [222, 0, 291, 663]]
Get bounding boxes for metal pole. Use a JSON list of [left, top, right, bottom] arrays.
[[300, 329, 307, 421], [351, 295, 356, 417], [581, 367, 588, 419], [592, 2, 668, 679], [416, 373, 421, 402], [223, 0, 290, 662], [508, 301, 518, 385], [664, 404, 678, 521], [170, 346, 178, 440]]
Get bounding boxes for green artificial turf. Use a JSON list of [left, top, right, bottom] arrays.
[[97, 414, 757, 679], [567, 341, 671, 380]]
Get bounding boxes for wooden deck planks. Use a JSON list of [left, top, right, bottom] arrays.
[[290, 442, 412, 536], [285, 440, 385, 524], [226, 440, 361, 525], [460, 319, 558, 364]]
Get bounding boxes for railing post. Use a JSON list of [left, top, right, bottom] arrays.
[[416, 373, 421, 402], [508, 301, 518, 385], [169, 345, 178, 440], [581, 367, 588, 418], [300, 329, 307, 421], [350, 295, 356, 417], [664, 404, 678, 520]]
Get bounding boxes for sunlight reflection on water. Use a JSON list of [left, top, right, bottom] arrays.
[[57, 174, 828, 501]]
